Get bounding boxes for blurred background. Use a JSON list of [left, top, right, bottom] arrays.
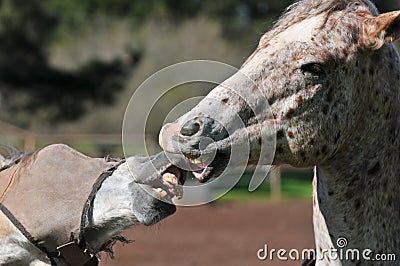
[[0, 0, 399, 265]]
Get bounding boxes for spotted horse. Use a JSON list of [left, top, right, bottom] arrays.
[[160, 0, 400, 265]]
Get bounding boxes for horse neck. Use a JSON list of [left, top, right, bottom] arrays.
[[315, 44, 400, 253]]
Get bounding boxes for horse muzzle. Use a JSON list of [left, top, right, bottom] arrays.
[[159, 116, 232, 182]]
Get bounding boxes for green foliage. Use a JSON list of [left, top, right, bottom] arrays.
[[219, 169, 314, 201], [0, 0, 141, 127], [47, 0, 169, 28]]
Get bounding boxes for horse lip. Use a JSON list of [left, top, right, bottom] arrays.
[[192, 166, 211, 183], [159, 122, 209, 156], [163, 136, 206, 157], [159, 122, 181, 151]]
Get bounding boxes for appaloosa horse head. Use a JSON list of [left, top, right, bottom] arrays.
[[160, 0, 400, 265]]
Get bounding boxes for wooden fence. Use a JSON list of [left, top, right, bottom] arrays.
[[0, 120, 282, 199], [0, 121, 146, 157]]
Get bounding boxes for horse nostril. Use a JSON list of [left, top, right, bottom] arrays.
[[180, 121, 201, 136]]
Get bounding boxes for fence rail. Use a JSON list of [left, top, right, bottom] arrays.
[[0, 121, 147, 157], [0, 120, 283, 200]]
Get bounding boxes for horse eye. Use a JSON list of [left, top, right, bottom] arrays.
[[301, 63, 325, 76]]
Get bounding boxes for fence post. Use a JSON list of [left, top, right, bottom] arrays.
[[270, 167, 281, 201], [24, 134, 36, 151]]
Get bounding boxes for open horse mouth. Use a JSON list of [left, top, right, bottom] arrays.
[[185, 152, 230, 183], [155, 166, 187, 200], [127, 152, 187, 200], [126, 152, 188, 225]]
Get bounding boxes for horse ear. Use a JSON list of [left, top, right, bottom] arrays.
[[361, 11, 400, 49]]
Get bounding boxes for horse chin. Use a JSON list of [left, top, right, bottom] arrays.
[[131, 166, 186, 226], [142, 199, 176, 226], [131, 184, 176, 226]]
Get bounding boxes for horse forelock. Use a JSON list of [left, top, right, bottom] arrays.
[[271, 0, 379, 37]]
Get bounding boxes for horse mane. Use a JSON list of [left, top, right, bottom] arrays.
[[271, 0, 378, 36], [0, 145, 32, 171]]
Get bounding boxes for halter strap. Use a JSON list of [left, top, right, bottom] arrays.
[[0, 189, 99, 266], [0, 156, 125, 265], [0, 203, 58, 265], [79, 158, 126, 253]]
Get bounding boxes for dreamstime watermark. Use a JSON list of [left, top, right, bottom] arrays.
[[257, 237, 397, 263]]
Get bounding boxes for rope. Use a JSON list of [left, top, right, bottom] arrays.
[[0, 203, 58, 265]]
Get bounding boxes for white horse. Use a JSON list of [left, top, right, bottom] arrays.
[[0, 144, 185, 265]]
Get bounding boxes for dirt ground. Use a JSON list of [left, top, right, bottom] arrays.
[[100, 200, 314, 266]]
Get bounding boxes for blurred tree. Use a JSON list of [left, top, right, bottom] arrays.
[[0, 0, 140, 126], [0, 0, 399, 128], [47, 0, 400, 41]]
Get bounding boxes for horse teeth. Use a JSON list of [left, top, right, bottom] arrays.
[[160, 173, 185, 199], [153, 188, 168, 198], [162, 173, 178, 186], [188, 154, 213, 166], [190, 158, 203, 165], [188, 158, 202, 165]]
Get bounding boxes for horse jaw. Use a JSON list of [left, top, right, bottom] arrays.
[[88, 160, 178, 251]]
